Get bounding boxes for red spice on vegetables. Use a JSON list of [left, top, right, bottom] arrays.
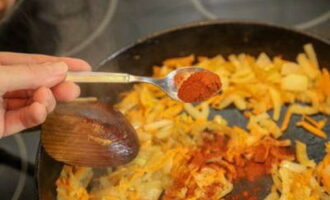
[[163, 132, 294, 200], [176, 71, 222, 103]]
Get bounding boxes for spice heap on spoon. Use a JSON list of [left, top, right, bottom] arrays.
[[173, 68, 222, 103], [66, 67, 222, 103]]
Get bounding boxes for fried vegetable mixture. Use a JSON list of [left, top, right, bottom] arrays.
[[56, 44, 330, 200]]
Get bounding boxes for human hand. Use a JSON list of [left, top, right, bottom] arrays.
[[0, 52, 91, 138]]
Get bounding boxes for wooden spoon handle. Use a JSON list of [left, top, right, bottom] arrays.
[[66, 71, 131, 83]]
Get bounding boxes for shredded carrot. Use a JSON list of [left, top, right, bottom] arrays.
[[302, 115, 321, 129], [243, 111, 252, 118], [319, 68, 330, 96], [281, 108, 292, 131], [296, 121, 327, 139], [300, 115, 327, 135], [268, 87, 282, 121]]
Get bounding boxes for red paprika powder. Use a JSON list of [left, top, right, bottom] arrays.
[[163, 133, 294, 200], [176, 71, 222, 103]]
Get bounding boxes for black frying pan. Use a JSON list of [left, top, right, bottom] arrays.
[[36, 21, 330, 200]]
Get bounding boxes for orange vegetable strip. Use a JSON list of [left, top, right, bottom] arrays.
[[281, 108, 292, 131], [296, 121, 327, 139], [302, 115, 321, 129]]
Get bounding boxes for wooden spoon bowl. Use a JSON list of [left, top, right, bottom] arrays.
[[41, 101, 139, 167]]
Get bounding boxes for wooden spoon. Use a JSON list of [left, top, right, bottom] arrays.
[[41, 100, 139, 167]]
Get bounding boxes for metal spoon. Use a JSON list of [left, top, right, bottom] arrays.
[[66, 67, 207, 101]]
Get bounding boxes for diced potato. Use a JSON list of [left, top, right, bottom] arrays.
[[259, 119, 282, 138], [144, 120, 173, 131], [281, 74, 308, 92], [281, 161, 306, 172], [304, 43, 319, 69], [290, 104, 318, 115], [326, 142, 330, 153], [297, 53, 319, 79], [256, 52, 273, 69], [233, 95, 247, 110], [213, 115, 228, 126], [200, 102, 210, 119], [268, 87, 282, 121], [281, 62, 301, 75], [228, 55, 242, 70], [295, 141, 316, 168], [184, 103, 206, 120], [265, 190, 280, 200]]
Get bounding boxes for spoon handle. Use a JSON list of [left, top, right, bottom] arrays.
[[66, 72, 131, 83]]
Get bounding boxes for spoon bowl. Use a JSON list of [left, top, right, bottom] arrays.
[[132, 67, 208, 101], [41, 100, 139, 167]]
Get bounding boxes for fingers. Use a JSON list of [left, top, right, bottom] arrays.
[[32, 87, 56, 113], [2, 87, 56, 137], [0, 62, 68, 94], [0, 52, 92, 137], [3, 102, 47, 137], [61, 57, 92, 71], [5, 87, 56, 110], [0, 52, 91, 71], [4, 98, 30, 110], [4, 82, 81, 102], [52, 81, 81, 101], [3, 89, 34, 98]]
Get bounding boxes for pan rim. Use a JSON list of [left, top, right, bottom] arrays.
[[99, 19, 330, 67]]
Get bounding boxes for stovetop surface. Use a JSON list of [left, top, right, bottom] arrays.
[[0, 0, 329, 199]]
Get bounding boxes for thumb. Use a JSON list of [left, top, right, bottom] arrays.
[[0, 62, 68, 94]]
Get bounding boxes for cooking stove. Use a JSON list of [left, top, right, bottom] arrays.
[[0, 0, 329, 199]]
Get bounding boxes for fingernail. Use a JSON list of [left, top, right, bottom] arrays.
[[44, 62, 68, 75], [41, 90, 50, 113], [72, 83, 81, 99], [46, 88, 56, 113]]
